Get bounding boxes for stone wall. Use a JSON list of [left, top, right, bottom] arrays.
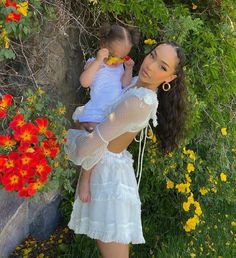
[[0, 18, 84, 257]]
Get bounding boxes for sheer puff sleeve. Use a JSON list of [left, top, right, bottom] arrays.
[[64, 95, 154, 170]]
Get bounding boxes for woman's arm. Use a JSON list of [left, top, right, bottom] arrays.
[[75, 96, 152, 158]]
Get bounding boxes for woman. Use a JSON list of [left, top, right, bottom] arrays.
[[65, 42, 186, 258]]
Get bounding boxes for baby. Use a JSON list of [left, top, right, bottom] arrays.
[[73, 23, 139, 202]]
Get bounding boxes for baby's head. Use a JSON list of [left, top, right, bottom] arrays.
[[100, 24, 139, 64]]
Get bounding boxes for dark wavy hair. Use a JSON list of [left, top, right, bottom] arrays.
[[152, 42, 187, 153]]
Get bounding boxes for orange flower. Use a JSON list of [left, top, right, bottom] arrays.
[[35, 158, 52, 182], [14, 122, 39, 144], [41, 138, 60, 159], [17, 167, 34, 183], [27, 180, 44, 196], [5, 0, 22, 22], [35, 117, 53, 138], [3, 152, 19, 171], [0, 94, 13, 118], [10, 113, 25, 131], [0, 134, 16, 148], [2, 172, 23, 191], [19, 152, 35, 167]]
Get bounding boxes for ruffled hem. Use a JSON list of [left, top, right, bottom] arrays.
[[68, 219, 145, 244]]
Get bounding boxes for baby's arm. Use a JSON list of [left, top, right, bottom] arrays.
[[121, 58, 135, 87], [80, 48, 109, 88]]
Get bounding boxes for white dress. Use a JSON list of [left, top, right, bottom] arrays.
[[73, 57, 124, 123], [65, 84, 158, 244]]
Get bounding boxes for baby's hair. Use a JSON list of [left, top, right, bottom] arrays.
[[99, 23, 140, 46]]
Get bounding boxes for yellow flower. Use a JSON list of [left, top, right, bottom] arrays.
[[64, 154, 69, 160], [194, 201, 202, 216], [187, 163, 195, 173], [190, 254, 196, 258], [37, 87, 45, 95], [27, 96, 36, 104], [183, 148, 196, 161], [144, 39, 157, 45], [220, 172, 227, 182], [192, 3, 198, 10], [185, 174, 192, 183], [221, 127, 227, 136], [231, 221, 236, 227], [183, 201, 190, 212], [232, 148, 236, 153], [37, 254, 45, 258], [58, 106, 66, 114], [176, 183, 190, 193], [107, 56, 119, 65], [187, 193, 195, 204], [166, 180, 174, 189], [184, 215, 200, 232], [54, 162, 59, 168], [199, 187, 208, 195], [16, 1, 28, 16], [62, 129, 67, 136], [189, 151, 196, 161], [148, 129, 157, 143], [89, 0, 98, 4], [211, 187, 217, 193], [0, 29, 9, 49]]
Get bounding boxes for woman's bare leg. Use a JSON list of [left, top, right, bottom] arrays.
[[96, 240, 129, 258]]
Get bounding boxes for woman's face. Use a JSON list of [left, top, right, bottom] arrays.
[[138, 44, 179, 90]]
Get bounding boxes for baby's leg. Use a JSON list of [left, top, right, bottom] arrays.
[[79, 169, 92, 203]]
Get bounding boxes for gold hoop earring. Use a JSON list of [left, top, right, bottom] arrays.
[[162, 82, 171, 91]]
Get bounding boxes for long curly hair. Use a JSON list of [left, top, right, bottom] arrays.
[[152, 42, 187, 153]]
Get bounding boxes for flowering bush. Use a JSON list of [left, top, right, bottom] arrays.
[[0, 87, 76, 198], [0, 0, 42, 60]]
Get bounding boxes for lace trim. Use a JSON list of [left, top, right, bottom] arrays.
[[68, 218, 145, 244]]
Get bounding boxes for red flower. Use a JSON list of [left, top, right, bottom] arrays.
[[5, 0, 17, 8], [0, 94, 13, 118], [2, 172, 23, 191], [2, 152, 19, 172], [35, 117, 53, 138], [35, 158, 52, 182], [6, 11, 21, 22], [10, 113, 25, 131], [17, 166, 34, 183], [0, 134, 16, 148], [5, 0, 22, 22], [18, 185, 31, 197], [19, 152, 36, 168], [0, 154, 7, 169], [14, 122, 39, 144], [27, 180, 44, 196], [41, 138, 60, 159]]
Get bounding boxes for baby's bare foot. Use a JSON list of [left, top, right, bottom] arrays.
[[79, 176, 91, 203]]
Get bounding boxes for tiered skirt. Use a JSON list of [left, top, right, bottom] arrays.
[[68, 150, 145, 244]]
